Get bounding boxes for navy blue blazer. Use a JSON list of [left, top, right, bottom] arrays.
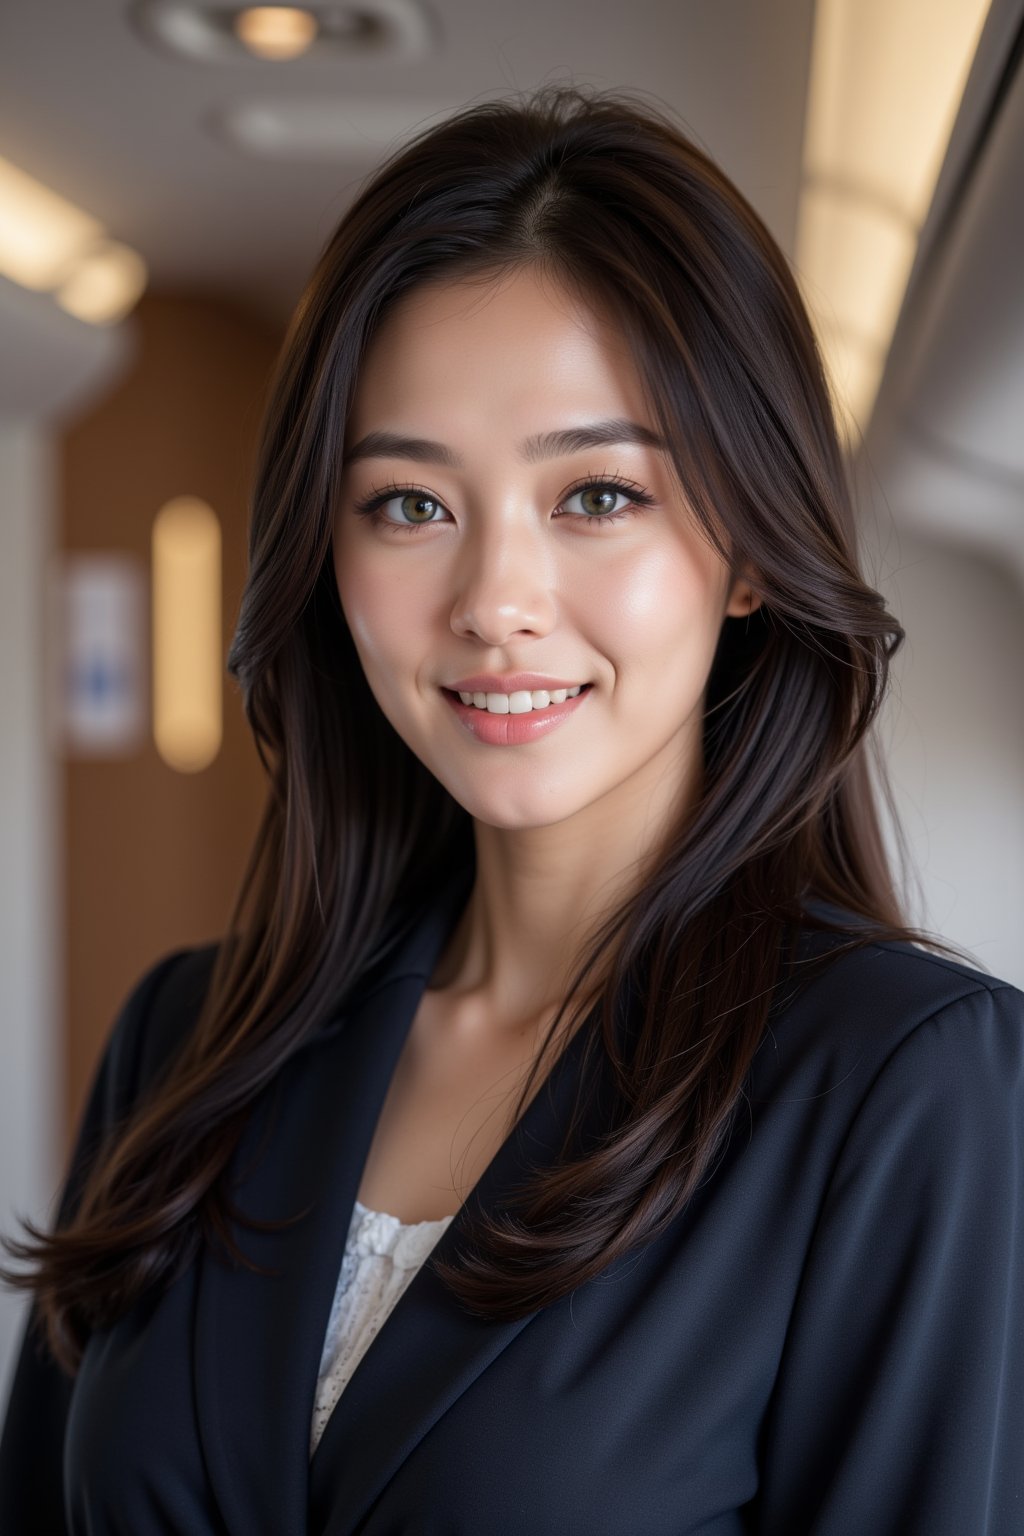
[[2, 873, 1023, 1535]]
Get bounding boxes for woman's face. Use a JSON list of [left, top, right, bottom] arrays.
[[333, 264, 757, 834]]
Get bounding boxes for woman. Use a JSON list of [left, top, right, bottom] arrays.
[[1, 84, 1021, 1535]]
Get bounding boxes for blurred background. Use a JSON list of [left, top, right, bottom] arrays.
[[1, 0, 1022, 1389]]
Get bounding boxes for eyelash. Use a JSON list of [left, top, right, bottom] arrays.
[[351, 474, 657, 534]]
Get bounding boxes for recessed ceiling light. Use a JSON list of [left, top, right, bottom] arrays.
[[129, 1, 434, 64], [234, 8, 318, 61]]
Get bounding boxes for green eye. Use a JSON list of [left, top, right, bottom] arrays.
[[394, 493, 441, 524], [564, 484, 633, 518], [352, 475, 656, 534]]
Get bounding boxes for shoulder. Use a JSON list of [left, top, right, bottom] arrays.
[[56, 942, 222, 1228], [752, 903, 1024, 1119], [782, 896, 1022, 1033], [100, 941, 222, 1114]]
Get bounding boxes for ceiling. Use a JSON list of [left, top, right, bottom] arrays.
[[0, 0, 816, 327], [3, 0, 1021, 586]]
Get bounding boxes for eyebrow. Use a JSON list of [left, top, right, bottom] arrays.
[[343, 417, 669, 468]]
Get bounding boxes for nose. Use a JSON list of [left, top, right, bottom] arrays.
[[448, 515, 558, 647]]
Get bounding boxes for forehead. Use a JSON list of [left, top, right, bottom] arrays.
[[346, 266, 651, 435]]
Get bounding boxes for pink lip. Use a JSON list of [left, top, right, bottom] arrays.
[[445, 673, 587, 694], [443, 684, 593, 745]]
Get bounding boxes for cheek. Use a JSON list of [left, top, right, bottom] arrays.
[[334, 537, 419, 674], [594, 543, 725, 676]]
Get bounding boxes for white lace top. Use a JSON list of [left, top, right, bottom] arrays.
[[310, 1198, 457, 1460]]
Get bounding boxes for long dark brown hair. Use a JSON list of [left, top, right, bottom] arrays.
[[2, 83, 972, 1375]]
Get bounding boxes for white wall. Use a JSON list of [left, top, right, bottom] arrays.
[[0, 421, 61, 1399], [0, 289, 131, 1401], [867, 523, 1024, 987]]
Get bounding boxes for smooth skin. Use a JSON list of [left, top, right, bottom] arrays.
[[332, 264, 762, 1220]]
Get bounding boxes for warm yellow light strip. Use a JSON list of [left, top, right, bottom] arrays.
[[55, 239, 149, 325], [0, 152, 147, 322], [796, 0, 992, 448], [152, 497, 223, 773], [0, 154, 104, 290]]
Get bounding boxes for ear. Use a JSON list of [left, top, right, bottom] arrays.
[[723, 564, 764, 619]]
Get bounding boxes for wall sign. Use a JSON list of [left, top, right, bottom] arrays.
[[56, 552, 147, 755]]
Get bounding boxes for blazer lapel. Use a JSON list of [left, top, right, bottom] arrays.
[[307, 951, 605, 1536], [194, 866, 612, 1536], [194, 869, 474, 1536]]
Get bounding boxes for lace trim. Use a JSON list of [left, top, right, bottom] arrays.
[[309, 1197, 457, 1459], [350, 1196, 456, 1268]]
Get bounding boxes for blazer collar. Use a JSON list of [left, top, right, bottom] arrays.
[[194, 868, 607, 1536]]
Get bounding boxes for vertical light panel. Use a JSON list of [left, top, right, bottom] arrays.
[[796, 0, 992, 446], [152, 496, 222, 772]]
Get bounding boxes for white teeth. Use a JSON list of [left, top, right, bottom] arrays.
[[456, 685, 585, 713]]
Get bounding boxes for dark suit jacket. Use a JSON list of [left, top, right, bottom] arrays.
[[2, 872, 1023, 1535]]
